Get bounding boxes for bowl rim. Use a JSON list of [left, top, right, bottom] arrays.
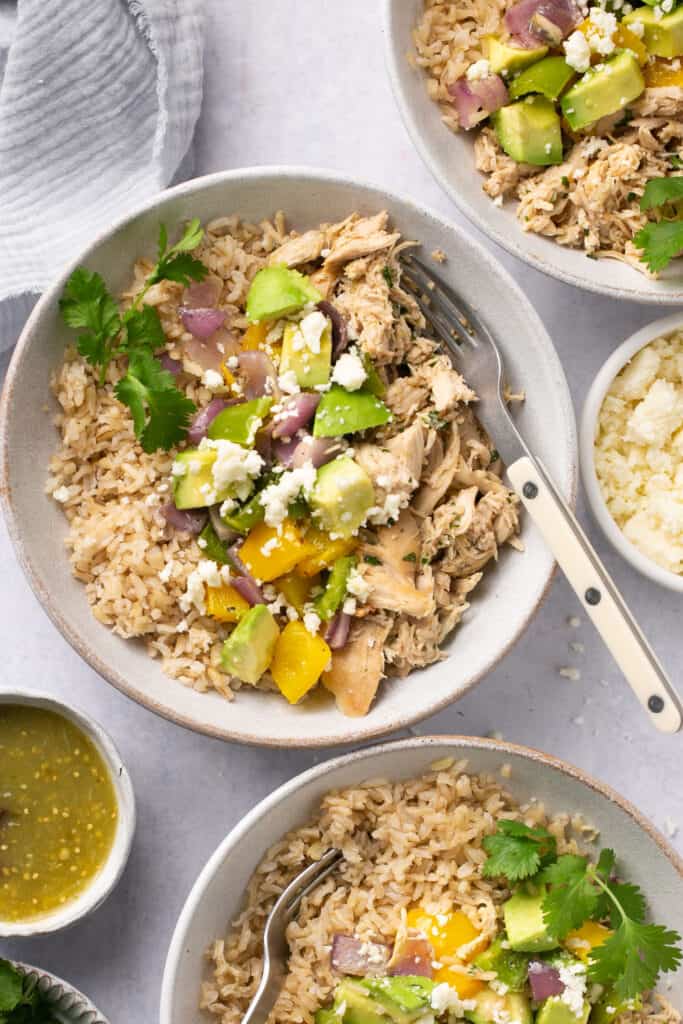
[[381, 0, 683, 306], [0, 688, 136, 938], [160, 733, 683, 1024], [579, 311, 683, 594], [0, 163, 576, 747], [8, 959, 110, 1024]]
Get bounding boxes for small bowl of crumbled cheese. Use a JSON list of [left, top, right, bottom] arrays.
[[581, 314, 683, 591]]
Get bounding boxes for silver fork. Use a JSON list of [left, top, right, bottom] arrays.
[[400, 255, 682, 735], [242, 848, 343, 1024]]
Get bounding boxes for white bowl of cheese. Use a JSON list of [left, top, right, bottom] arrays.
[[581, 313, 683, 592]]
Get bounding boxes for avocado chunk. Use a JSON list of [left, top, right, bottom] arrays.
[[222, 490, 266, 534], [536, 998, 590, 1024], [331, 980, 391, 1024], [485, 35, 548, 75], [280, 321, 332, 388], [591, 990, 642, 1024], [246, 265, 322, 322], [198, 522, 229, 564], [220, 605, 279, 684], [315, 555, 357, 621], [314, 385, 392, 438], [503, 890, 558, 953], [509, 57, 575, 101], [624, 6, 683, 58], [172, 449, 224, 510], [310, 457, 374, 538], [561, 51, 644, 131], [314, 1011, 342, 1024], [360, 977, 434, 1022], [492, 96, 562, 166], [207, 397, 272, 447], [474, 936, 530, 991], [465, 988, 532, 1024]]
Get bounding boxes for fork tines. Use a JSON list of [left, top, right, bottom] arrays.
[[399, 255, 477, 356]]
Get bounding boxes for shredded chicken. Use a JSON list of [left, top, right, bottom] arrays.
[[268, 229, 325, 268], [324, 211, 401, 270], [323, 618, 392, 717]]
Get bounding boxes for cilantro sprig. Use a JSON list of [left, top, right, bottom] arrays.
[[482, 820, 682, 1000], [0, 960, 59, 1023], [635, 176, 683, 274], [59, 219, 206, 452]]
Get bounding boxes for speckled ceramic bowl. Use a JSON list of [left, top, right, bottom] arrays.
[[0, 690, 136, 937], [6, 961, 110, 1024], [0, 167, 576, 747], [161, 735, 683, 1024], [383, 0, 683, 304]]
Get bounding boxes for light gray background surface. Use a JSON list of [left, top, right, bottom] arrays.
[[1, 3, 681, 1022]]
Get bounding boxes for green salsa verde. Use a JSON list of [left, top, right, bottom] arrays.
[[0, 704, 118, 922]]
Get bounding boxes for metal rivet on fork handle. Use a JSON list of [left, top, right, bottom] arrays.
[[523, 482, 538, 499], [585, 588, 601, 606], [648, 695, 665, 714]]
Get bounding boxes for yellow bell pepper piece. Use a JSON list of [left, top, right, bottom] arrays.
[[565, 921, 613, 961], [241, 321, 269, 350], [205, 584, 251, 623], [434, 966, 485, 999], [406, 907, 485, 996], [576, 19, 648, 66], [296, 526, 357, 577], [645, 58, 683, 88], [220, 362, 236, 387], [270, 620, 331, 704], [276, 572, 320, 614], [240, 519, 312, 583]]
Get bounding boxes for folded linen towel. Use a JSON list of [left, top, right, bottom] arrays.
[[0, 0, 205, 351]]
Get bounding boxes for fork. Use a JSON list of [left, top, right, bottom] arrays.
[[400, 255, 682, 735], [241, 848, 343, 1024]]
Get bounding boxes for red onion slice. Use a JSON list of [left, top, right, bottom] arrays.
[[388, 930, 434, 979], [238, 350, 279, 401], [273, 434, 303, 468], [179, 306, 226, 341], [161, 503, 208, 535], [528, 962, 565, 1001], [209, 506, 239, 544], [228, 544, 265, 604], [448, 75, 509, 130], [317, 301, 349, 359], [331, 935, 391, 977], [187, 398, 232, 445], [183, 326, 238, 372], [271, 393, 321, 440], [324, 611, 351, 650], [158, 352, 182, 376], [292, 435, 340, 469], [183, 278, 222, 309], [505, 0, 581, 47]]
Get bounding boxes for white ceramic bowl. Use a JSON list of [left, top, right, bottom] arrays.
[[160, 735, 683, 1024], [383, 0, 683, 304], [580, 312, 683, 593], [0, 167, 576, 747], [0, 690, 135, 937], [7, 960, 110, 1024]]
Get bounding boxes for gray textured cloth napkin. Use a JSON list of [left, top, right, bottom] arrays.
[[0, 0, 205, 351]]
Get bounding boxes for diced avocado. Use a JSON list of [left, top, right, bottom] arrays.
[[280, 321, 332, 388], [220, 605, 279, 684], [509, 57, 575, 101], [246, 265, 322, 322], [485, 35, 548, 76], [207, 397, 272, 447], [172, 449, 220, 510], [536, 998, 590, 1024], [624, 6, 683, 58], [198, 522, 229, 563], [314, 1010, 342, 1024], [503, 890, 558, 953], [332, 981, 390, 1024], [315, 555, 357, 621], [492, 96, 562, 166], [314, 385, 391, 438], [561, 51, 645, 132], [223, 490, 266, 534], [310, 457, 374, 538], [465, 988, 532, 1024], [474, 936, 530, 991], [591, 990, 643, 1024], [361, 353, 386, 398], [360, 977, 434, 1022]]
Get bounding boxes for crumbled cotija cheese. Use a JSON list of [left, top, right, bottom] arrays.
[[594, 333, 683, 574]]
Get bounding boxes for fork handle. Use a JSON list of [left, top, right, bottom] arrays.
[[507, 455, 682, 734]]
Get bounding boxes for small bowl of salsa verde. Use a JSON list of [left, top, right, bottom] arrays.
[[0, 691, 135, 937]]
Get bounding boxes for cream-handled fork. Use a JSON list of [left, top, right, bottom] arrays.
[[241, 848, 343, 1024], [400, 255, 681, 734]]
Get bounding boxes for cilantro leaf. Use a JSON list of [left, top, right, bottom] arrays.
[[115, 350, 196, 454], [59, 268, 121, 372], [635, 219, 683, 273], [0, 961, 23, 1012], [541, 855, 599, 938], [482, 819, 557, 882], [640, 177, 683, 212], [589, 921, 682, 1001], [600, 882, 647, 928], [122, 304, 166, 351], [148, 218, 206, 286]]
